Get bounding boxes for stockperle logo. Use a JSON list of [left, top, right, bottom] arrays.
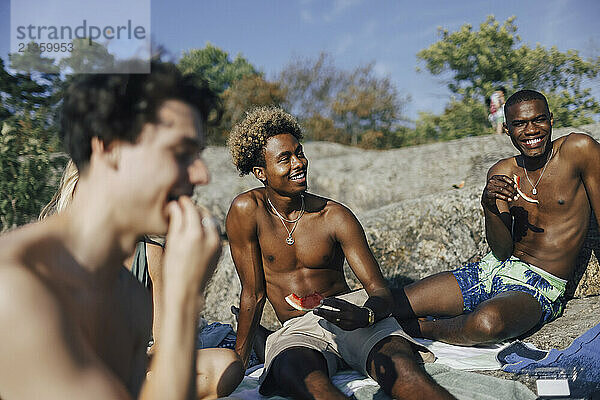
[[10, 0, 151, 74]]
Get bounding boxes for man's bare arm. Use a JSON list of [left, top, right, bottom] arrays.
[[0, 267, 132, 400], [316, 203, 392, 329], [227, 194, 266, 368], [146, 241, 165, 342], [568, 133, 600, 226], [482, 162, 516, 260]]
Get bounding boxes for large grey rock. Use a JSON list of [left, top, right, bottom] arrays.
[[200, 124, 600, 329], [357, 185, 488, 285]]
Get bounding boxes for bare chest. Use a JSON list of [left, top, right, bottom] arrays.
[[511, 164, 588, 224], [510, 162, 591, 251], [257, 213, 344, 274], [64, 281, 140, 383]]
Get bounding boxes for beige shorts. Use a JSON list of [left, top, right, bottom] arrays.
[[259, 289, 434, 384]]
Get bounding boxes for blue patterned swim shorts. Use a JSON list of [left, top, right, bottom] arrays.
[[452, 252, 567, 324]]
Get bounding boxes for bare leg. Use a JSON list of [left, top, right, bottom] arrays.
[[418, 291, 543, 345], [391, 272, 464, 336], [196, 348, 244, 400], [366, 337, 455, 400], [262, 347, 348, 400]]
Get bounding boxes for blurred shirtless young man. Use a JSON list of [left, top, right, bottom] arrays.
[[395, 90, 600, 345], [226, 107, 454, 400], [0, 62, 229, 399]]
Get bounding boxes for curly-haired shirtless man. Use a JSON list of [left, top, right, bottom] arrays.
[[227, 107, 454, 400]]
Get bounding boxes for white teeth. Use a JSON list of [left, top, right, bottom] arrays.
[[525, 137, 542, 145], [290, 172, 305, 180]]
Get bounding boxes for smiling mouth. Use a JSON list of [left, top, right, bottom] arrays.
[[289, 171, 306, 182], [523, 137, 544, 147]]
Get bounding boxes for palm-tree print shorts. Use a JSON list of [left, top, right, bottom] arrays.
[[452, 252, 567, 325]]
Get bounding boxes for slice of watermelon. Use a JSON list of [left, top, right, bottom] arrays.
[[513, 174, 539, 204], [285, 292, 324, 311]]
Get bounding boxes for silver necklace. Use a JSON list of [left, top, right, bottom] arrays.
[[267, 195, 305, 245], [523, 146, 553, 195]]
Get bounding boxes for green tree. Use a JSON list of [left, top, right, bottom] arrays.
[[414, 98, 490, 143], [332, 64, 406, 145], [59, 39, 116, 73], [279, 52, 346, 118], [278, 53, 409, 147], [178, 43, 258, 94], [217, 75, 287, 144], [416, 16, 600, 132], [0, 59, 64, 231], [9, 43, 60, 76]]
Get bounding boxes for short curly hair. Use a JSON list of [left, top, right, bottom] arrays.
[[60, 60, 220, 171], [228, 106, 303, 175]]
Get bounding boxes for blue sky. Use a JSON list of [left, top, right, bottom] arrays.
[[1, 0, 599, 119]]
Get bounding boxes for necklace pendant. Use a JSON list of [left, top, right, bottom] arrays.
[[286, 236, 295, 245], [532, 188, 537, 195]]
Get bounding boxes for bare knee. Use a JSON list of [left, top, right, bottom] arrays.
[[368, 337, 446, 398], [196, 348, 244, 399], [271, 347, 327, 382], [470, 308, 507, 341], [266, 348, 345, 400], [368, 337, 418, 385]]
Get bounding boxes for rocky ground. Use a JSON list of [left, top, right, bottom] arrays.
[[196, 124, 600, 393]]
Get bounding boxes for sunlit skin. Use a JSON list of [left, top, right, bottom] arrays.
[[0, 100, 223, 400], [228, 133, 454, 400], [395, 98, 600, 346]]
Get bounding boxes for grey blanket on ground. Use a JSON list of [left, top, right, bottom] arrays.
[[348, 364, 535, 400], [225, 363, 535, 399]]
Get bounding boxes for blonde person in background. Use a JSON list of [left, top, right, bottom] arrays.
[[39, 157, 244, 400]]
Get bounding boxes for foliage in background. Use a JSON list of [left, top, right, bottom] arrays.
[[219, 75, 287, 142], [278, 53, 409, 147], [179, 43, 258, 94], [416, 16, 600, 137], [0, 58, 64, 231], [177, 44, 286, 144]]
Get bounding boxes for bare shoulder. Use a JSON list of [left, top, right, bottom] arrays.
[[0, 262, 61, 330], [559, 132, 600, 156], [0, 260, 82, 382], [0, 222, 73, 344], [0, 219, 63, 268], [227, 189, 263, 240], [487, 157, 515, 179], [227, 189, 262, 219], [308, 194, 358, 225]]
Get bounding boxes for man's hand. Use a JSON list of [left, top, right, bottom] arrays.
[[481, 174, 519, 213], [163, 196, 221, 295], [313, 297, 370, 331]]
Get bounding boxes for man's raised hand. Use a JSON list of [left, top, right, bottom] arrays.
[[164, 196, 221, 295], [481, 175, 519, 212]]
